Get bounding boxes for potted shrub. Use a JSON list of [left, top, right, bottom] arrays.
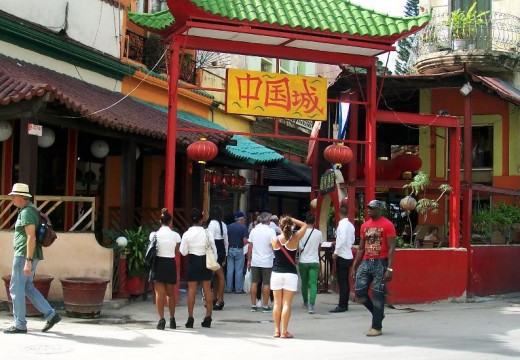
[[446, 2, 489, 50], [122, 227, 151, 295]]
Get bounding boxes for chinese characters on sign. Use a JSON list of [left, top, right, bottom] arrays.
[[320, 171, 335, 194], [226, 69, 327, 121]]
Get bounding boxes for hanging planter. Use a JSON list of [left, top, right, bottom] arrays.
[[400, 196, 417, 212]]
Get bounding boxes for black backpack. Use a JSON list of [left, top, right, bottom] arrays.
[[28, 207, 57, 247]]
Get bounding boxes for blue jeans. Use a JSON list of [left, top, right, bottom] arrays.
[[355, 258, 388, 331], [226, 248, 245, 292], [10, 256, 56, 330]]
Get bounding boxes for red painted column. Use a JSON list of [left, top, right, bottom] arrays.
[[364, 64, 377, 205], [165, 39, 181, 214], [347, 91, 359, 222], [165, 38, 181, 301], [462, 94, 473, 249], [448, 125, 461, 248]]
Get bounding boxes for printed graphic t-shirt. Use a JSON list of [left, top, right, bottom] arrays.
[[360, 217, 396, 260]]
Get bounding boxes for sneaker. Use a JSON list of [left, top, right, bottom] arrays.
[[302, 302, 308, 309], [42, 313, 62, 333], [262, 306, 272, 313], [308, 304, 316, 314], [3, 326, 27, 334], [329, 306, 347, 313], [250, 306, 258, 312], [366, 328, 383, 337]]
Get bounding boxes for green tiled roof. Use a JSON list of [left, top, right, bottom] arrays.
[[127, 9, 174, 31], [128, 1, 430, 38], [135, 99, 284, 164]]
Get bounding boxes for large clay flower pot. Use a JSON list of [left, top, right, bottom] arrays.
[[60, 277, 109, 318], [2, 275, 54, 317]]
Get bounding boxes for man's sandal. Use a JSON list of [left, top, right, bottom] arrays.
[[281, 332, 294, 338]]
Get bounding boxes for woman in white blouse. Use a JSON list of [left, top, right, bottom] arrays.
[[149, 208, 181, 330], [180, 208, 217, 328], [206, 206, 228, 310]]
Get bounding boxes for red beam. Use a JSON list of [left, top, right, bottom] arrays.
[[175, 127, 368, 145], [184, 20, 395, 52], [376, 110, 460, 128], [180, 35, 376, 67], [471, 183, 520, 197]]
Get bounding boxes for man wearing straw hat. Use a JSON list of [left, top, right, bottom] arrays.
[[3, 183, 61, 334]]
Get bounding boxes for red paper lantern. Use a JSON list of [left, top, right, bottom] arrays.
[[323, 144, 353, 165], [394, 153, 422, 172], [210, 172, 220, 185], [186, 138, 218, 164], [238, 176, 246, 186]]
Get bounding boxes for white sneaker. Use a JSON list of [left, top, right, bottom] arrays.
[[308, 304, 316, 314], [256, 299, 262, 308]]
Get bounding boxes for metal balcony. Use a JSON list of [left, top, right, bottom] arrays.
[[409, 11, 520, 74]]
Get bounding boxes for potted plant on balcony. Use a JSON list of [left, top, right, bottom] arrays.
[[446, 2, 489, 50]]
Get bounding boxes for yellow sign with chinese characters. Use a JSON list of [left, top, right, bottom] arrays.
[[226, 69, 327, 121]]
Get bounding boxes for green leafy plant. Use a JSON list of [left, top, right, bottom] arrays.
[[395, 235, 414, 249], [103, 227, 152, 277], [472, 203, 520, 241], [446, 2, 489, 40], [401, 171, 452, 246]]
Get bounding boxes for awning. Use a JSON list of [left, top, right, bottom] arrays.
[[471, 75, 520, 106], [135, 100, 285, 165], [264, 159, 312, 185], [0, 54, 228, 145]]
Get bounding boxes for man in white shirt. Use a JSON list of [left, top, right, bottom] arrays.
[[330, 206, 355, 313], [298, 214, 323, 314], [269, 215, 281, 235], [247, 212, 276, 312]]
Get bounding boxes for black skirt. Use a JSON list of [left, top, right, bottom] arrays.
[[152, 256, 177, 284], [215, 239, 226, 265], [187, 254, 213, 282]]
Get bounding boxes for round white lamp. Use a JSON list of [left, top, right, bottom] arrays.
[[0, 120, 13, 142], [38, 128, 55, 148], [115, 236, 128, 248], [91, 140, 110, 158]]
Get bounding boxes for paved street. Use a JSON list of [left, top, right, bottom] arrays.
[[0, 291, 519, 360]]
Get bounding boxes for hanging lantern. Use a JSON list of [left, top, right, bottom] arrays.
[[323, 143, 353, 165], [186, 138, 218, 164], [203, 170, 212, 183], [37, 128, 55, 148], [400, 196, 417, 212], [0, 120, 13, 142], [238, 175, 247, 186], [91, 140, 110, 158], [310, 198, 318, 209], [394, 152, 422, 172], [210, 172, 220, 185]]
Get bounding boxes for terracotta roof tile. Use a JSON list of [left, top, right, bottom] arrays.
[[0, 54, 229, 145]]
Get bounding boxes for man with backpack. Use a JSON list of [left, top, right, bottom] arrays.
[[3, 183, 61, 334]]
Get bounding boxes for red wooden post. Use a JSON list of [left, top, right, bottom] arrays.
[[365, 64, 377, 206], [347, 91, 359, 222], [114, 253, 129, 299], [449, 125, 461, 248]]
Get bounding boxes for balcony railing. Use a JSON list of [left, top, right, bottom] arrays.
[[410, 10, 520, 66], [0, 196, 96, 231]]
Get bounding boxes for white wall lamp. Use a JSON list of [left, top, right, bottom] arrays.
[[460, 82, 473, 97], [38, 127, 55, 148], [0, 120, 13, 142], [90, 140, 110, 158]]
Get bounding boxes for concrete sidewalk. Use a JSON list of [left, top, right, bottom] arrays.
[[1, 290, 519, 360]]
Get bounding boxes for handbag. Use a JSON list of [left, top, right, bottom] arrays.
[[205, 230, 220, 271], [145, 233, 157, 266], [145, 233, 158, 282]]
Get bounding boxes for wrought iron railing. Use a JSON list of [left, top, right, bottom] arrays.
[[0, 196, 96, 231], [412, 10, 520, 57]]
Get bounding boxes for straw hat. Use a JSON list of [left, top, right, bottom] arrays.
[[8, 183, 32, 197]]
